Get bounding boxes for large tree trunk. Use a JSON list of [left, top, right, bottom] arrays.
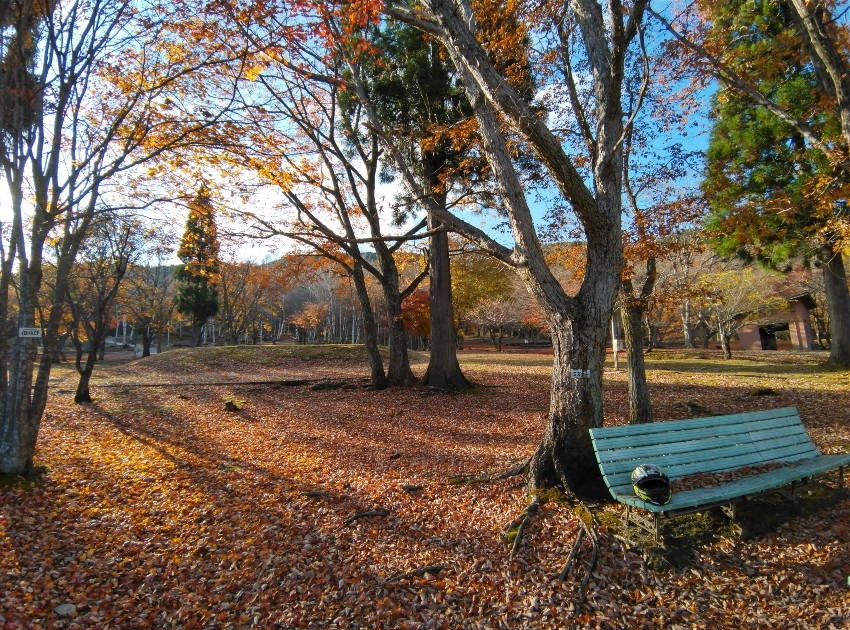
[[822, 249, 850, 367], [418, 156, 470, 390], [527, 310, 610, 498], [0, 348, 39, 475], [787, 0, 850, 157], [421, 217, 471, 390], [0, 329, 39, 475], [351, 262, 387, 388]]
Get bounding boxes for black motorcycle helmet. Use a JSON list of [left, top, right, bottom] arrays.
[[631, 463, 672, 505]]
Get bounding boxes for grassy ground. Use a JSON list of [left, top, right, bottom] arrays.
[[2, 345, 849, 628]]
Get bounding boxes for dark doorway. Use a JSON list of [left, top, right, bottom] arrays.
[[759, 327, 777, 350], [758, 323, 789, 350]]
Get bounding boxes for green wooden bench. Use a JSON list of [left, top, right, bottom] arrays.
[[589, 407, 850, 541]]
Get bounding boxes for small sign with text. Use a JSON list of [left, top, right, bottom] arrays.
[[570, 369, 591, 379], [18, 328, 42, 338]]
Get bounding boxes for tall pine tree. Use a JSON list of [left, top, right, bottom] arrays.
[[174, 184, 221, 347], [702, 0, 850, 366], [363, 22, 473, 390]]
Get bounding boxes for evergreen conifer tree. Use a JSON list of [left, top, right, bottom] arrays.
[[174, 184, 221, 346], [702, 0, 850, 365]]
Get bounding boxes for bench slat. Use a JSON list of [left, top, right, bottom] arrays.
[[599, 433, 820, 478], [604, 444, 823, 495], [750, 425, 814, 446], [595, 429, 813, 474], [589, 407, 800, 440], [591, 415, 802, 451], [757, 443, 821, 462], [601, 443, 760, 477], [617, 451, 786, 485], [595, 434, 754, 464]]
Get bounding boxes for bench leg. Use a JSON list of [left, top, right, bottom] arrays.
[[840, 466, 845, 491], [654, 513, 660, 544], [624, 505, 631, 530]]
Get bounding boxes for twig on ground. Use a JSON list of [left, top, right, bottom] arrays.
[[383, 564, 446, 584], [344, 509, 390, 525]]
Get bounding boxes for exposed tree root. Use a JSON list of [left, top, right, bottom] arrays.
[[383, 564, 446, 584], [311, 380, 356, 391], [508, 497, 542, 560], [299, 490, 331, 499], [558, 527, 585, 581], [447, 473, 490, 485], [97, 378, 316, 389], [560, 504, 600, 619], [344, 509, 390, 525], [577, 518, 599, 611], [448, 456, 531, 487], [497, 456, 531, 480]]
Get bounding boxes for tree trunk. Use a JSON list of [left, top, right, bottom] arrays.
[[527, 316, 609, 498], [351, 262, 387, 388], [1, 249, 69, 475], [384, 287, 416, 386], [621, 303, 652, 424], [74, 350, 96, 404], [420, 216, 471, 390], [381, 0, 639, 498], [646, 320, 659, 352], [621, 258, 656, 424], [53, 331, 70, 364], [787, 0, 850, 156], [682, 300, 695, 348], [822, 249, 850, 367], [369, 209, 417, 386], [718, 323, 732, 359], [0, 345, 39, 475], [141, 327, 153, 358]]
